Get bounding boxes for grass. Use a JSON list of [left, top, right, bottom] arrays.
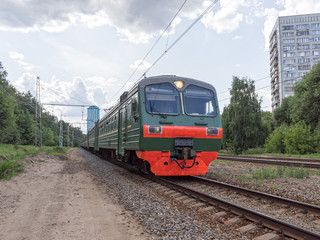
[[0, 144, 69, 180], [249, 166, 312, 180]]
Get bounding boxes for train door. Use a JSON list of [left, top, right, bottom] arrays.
[[118, 106, 128, 156]]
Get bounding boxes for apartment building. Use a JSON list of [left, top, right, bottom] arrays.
[[269, 13, 320, 111]]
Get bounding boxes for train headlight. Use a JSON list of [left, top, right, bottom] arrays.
[[148, 125, 162, 134], [174, 81, 184, 89], [206, 127, 219, 136]]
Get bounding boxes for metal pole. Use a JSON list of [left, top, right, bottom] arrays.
[[59, 117, 63, 147], [67, 125, 69, 147]]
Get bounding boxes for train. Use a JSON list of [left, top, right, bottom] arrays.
[[82, 75, 222, 176]]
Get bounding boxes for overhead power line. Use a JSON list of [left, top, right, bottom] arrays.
[[109, 0, 188, 102], [137, 0, 219, 81]]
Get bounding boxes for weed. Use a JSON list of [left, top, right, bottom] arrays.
[[249, 166, 311, 180], [0, 160, 23, 180]]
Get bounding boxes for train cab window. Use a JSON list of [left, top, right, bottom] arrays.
[[183, 85, 216, 117], [145, 83, 180, 115]]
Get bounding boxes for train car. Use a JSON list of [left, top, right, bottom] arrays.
[[82, 75, 222, 176]]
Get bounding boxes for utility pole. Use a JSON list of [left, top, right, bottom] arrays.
[[59, 115, 63, 147], [67, 125, 69, 147], [72, 130, 74, 147], [35, 76, 42, 148]]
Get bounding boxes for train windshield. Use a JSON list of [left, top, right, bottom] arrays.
[[145, 83, 181, 115], [183, 85, 216, 116]]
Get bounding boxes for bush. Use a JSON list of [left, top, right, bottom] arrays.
[[265, 125, 286, 153], [283, 121, 315, 154]]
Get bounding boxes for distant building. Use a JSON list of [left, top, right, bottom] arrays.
[[269, 13, 320, 112], [87, 106, 99, 132]]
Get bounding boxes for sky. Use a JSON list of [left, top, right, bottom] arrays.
[[1, 0, 320, 132]]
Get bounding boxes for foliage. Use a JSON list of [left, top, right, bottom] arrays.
[[222, 76, 263, 154], [0, 159, 23, 180], [265, 124, 286, 153], [273, 96, 293, 127], [0, 62, 83, 146], [283, 121, 315, 154], [291, 63, 320, 130]]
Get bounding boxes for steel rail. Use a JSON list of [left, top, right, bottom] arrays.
[[219, 155, 320, 163], [190, 175, 320, 214], [154, 176, 320, 240], [217, 155, 320, 169]]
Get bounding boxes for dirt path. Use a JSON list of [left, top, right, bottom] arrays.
[[0, 149, 151, 240]]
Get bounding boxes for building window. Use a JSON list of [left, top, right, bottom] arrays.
[[296, 30, 309, 36], [297, 44, 310, 50], [313, 58, 320, 63], [284, 72, 297, 78], [298, 58, 310, 63], [311, 23, 320, 28], [312, 37, 320, 41], [297, 37, 310, 43], [313, 50, 320, 55], [298, 72, 307, 77], [283, 32, 294, 37], [283, 52, 295, 57], [283, 39, 295, 43], [296, 24, 309, 29], [283, 66, 296, 71], [312, 44, 320, 49], [284, 87, 293, 92], [283, 45, 295, 51], [298, 65, 310, 70], [312, 30, 320, 34], [297, 51, 310, 56], [282, 25, 294, 30], [283, 59, 296, 64]]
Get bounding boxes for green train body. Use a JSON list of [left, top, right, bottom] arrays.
[[82, 75, 222, 176]]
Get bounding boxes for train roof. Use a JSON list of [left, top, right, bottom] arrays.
[[137, 75, 216, 92]]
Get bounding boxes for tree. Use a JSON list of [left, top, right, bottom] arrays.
[[290, 62, 320, 130], [273, 96, 293, 127], [222, 76, 263, 154]]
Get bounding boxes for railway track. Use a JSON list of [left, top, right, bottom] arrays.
[[217, 155, 320, 169], [92, 152, 320, 239], [149, 175, 320, 240]]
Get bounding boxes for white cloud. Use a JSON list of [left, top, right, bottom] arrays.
[[262, 0, 320, 51], [9, 51, 35, 71], [129, 59, 152, 71], [232, 35, 243, 40], [0, 0, 219, 44], [235, 64, 241, 67]]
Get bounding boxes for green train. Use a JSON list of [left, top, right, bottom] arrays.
[[82, 75, 222, 176]]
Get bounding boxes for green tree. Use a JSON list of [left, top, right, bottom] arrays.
[[265, 124, 286, 153], [222, 76, 263, 154], [283, 121, 315, 154], [273, 96, 293, 127], [291, 62, 320, 129], [16, 109, 35, 145], [42, 128, 55, 146]]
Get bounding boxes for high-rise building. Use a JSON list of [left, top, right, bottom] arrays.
[[269, 13, 320, 112], [87, 105, 100, 132]]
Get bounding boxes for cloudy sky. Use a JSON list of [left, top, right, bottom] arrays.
[[1, 0, 320, 132]]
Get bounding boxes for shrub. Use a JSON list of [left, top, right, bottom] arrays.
[[283, 121, 315, 154], [265, 125, 286, 153]]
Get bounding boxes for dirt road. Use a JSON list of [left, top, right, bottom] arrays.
[[0, 148, 152, 240]]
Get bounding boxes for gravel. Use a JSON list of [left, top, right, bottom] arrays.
[[78, 149, 249, 240]]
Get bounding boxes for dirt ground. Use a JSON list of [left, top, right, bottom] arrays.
[[0, 148, 153, 240]]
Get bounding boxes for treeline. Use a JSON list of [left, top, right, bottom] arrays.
[[0, 62, 83, 147], [222, 62, 320, 155]]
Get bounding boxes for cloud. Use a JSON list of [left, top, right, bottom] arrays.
[[9, 51, 35, 70], [129, 59, 152, 71], [262, 0, 320, 51], [0, 0, 219, 44], [232, 35, 243, 40]]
